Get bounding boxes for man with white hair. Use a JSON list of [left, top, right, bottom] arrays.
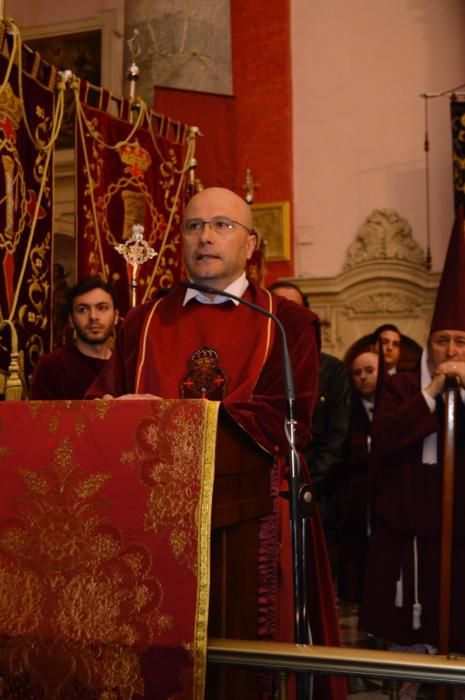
[[360, 220, 465, 700]]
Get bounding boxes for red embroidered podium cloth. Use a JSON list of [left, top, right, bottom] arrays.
[[0, 398, 219, 699]]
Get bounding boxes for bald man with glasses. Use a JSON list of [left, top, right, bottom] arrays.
[[87, 187, 346, 700]]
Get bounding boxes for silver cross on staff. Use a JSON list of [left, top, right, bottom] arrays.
[[115, 224, 157, 307]]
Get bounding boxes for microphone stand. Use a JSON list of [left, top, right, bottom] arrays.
[[179, 281, 313, 697]]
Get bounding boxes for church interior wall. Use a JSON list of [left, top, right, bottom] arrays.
[[4, 0, 464, 300], [291, 0, 465, 278]]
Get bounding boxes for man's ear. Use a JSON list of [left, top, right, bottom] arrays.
[[113, 309, 120, 326], [246, 230, 258, 259]]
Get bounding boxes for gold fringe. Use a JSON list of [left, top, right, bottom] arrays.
[[193, 399, 219, 699]]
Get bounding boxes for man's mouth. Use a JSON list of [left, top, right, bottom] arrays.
[[196, 253, 219, 262]]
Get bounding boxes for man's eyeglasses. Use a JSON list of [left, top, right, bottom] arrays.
[[181, 216, 252, 236]]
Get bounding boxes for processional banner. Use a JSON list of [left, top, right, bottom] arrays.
[[0, 398, 219, 699], [75, 83, 194, 315], [451, 99, 465, 209], [0, 27, 56, 390]]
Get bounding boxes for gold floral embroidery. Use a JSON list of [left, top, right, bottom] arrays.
[[122, 399, 219, 700], [27, 398, 115, 435], [0, 436, 170, 698], [122, 400, 215, 572]]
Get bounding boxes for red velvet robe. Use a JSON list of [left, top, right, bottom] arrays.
[[88, 282, 347, 699], [359, 369, 465, 651], [30, 345, 108, 400]]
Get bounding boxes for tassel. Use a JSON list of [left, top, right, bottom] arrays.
[[395, 569, 403, 607], [412, 536, 422, 630], [413, 602, 422, 630]]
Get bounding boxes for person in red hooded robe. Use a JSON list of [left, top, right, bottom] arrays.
[[360, 216, 465, 700]]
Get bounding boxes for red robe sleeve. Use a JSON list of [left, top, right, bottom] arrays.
[[86, 304, 150, 399], [223, 297, 320, 455], [372, 371, 439, 455]]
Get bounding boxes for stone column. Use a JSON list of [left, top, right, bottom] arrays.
[[123, 0, 233, 106]]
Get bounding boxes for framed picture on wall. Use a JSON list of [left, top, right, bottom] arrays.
[[251, 201, 290, 261], [22, 10, 123, 149], [26, 30, 102, 149]]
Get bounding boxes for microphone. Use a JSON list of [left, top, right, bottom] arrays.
[[179, 280, 295, 402]]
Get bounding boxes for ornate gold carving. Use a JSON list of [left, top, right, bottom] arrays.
[[0, 83, 23, 131], [344, 208, 426, 269], [345, 292, 420, 314]]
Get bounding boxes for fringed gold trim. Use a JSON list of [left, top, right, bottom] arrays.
[[193, 399, 220, 699]]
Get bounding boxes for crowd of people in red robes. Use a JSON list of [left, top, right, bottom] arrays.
[[29, 186, 465, 700]]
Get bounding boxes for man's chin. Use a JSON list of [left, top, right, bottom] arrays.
[[190, 273, 222, 286], [76, 332, 110, 345]]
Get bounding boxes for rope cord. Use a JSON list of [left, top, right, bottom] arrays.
[[0, 18, 18, 92], [0, 20, 65, 320], [8, 140, 54, 320], [74, 81, 107, 279], [73, 78, 196, 302], [74, 86, 146, 151], [141, 131, 196, 303]]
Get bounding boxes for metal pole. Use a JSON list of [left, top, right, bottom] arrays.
[[208, 638, 465, 687]]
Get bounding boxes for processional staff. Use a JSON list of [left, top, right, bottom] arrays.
[[114, 224, 157, 307], [126, 29, 141, 104], [438, 378, 459, 700], [242, 167, 260, 204]]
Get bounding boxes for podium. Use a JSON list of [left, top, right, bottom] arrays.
[[208, 412, 274, 699], [0, 400, 273, 699]]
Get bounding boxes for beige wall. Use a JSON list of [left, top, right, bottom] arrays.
[[291, 0, 465, 277]]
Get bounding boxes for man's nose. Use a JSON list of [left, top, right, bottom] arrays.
[[198, 221, 214, 242], [446, 341, 457, 357]]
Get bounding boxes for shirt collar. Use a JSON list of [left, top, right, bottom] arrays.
[[182, 273, 249, 306], [362, 398, 374, 420]]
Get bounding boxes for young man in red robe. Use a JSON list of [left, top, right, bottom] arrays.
[[30, 276, 119, 399], [88, 187, 347, 699], [359, 219, 465, 700]]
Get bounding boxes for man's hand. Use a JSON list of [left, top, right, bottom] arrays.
[[425, 361, 465, 398]]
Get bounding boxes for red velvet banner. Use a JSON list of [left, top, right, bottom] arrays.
[[0, 32, 55, 387], [0, 398, 219, 698], [75, 85, 191, 315]]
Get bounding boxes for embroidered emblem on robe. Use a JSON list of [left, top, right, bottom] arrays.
[[180, 346, 228, 400]]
